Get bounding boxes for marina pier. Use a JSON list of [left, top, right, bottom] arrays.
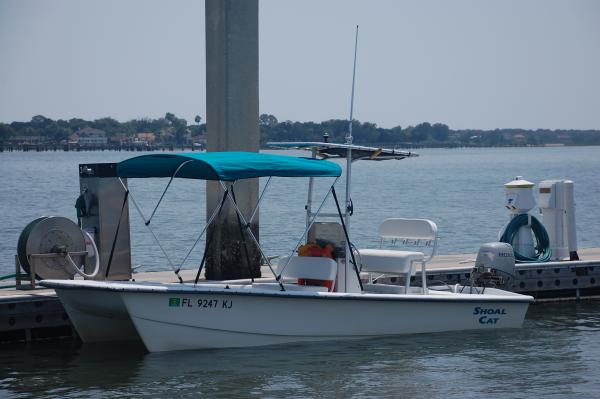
[[2, 247, 600, 344]]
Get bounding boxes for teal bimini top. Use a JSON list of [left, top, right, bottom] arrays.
[[116, 152, 342, 181]]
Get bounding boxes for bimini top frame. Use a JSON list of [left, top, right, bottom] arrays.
[[113, 152, 351, 292]]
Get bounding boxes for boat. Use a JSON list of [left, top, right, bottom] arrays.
[[42, 151, 533, 352], [41, 28, 532, 350]]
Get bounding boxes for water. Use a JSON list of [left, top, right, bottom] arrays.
[[1, 302, 599, 398], [0, 147, 599, 274], [0, 147, 600, 398]]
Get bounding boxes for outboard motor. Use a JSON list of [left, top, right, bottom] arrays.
[[471, 242, 516, 288]]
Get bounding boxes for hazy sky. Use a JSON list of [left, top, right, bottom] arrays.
[[1, 0, 599, 129]]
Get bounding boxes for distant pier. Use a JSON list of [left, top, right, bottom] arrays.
[[0, 144, 206, 152]]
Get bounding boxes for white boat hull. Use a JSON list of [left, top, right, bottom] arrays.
[[53, 284, 139, 342], [45, 280, 168, 342], [118, 285, 532, 352]]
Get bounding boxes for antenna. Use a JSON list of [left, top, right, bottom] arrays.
[[346, 25, 359, 145], [343, 25, 358, 292]]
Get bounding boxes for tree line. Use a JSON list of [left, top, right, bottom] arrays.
[[1, 113, 600, 147], [0, 113, 205, 146], [259, 114, 600, 147]]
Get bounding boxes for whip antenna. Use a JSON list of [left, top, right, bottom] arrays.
[[346, 25, 359, 145]]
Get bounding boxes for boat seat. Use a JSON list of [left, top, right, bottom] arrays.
[[358, 249, 423, 275], [357, 218, 438, 292], [276, 256, 337, 291]]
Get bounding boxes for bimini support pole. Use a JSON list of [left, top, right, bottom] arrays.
[[145, 159, 194, 226], [332, 185, 363, 292], [118, 178, 182, 282], [219, 181, 285, 291], [248, 176, 271, 225], [277, 176, 340, 283], [305, 149, 317, 230], [193, 186, 230, 284], [192, 178, 271, 285]]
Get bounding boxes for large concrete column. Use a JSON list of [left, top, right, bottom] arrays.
[[205, 0, 261, 280]]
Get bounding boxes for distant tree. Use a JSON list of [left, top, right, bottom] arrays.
[[4, 113, 600, 148], [164, 113, 188, 144], [259, 114, 278, 127], [353, 121, 378, 143], [431, 123, 449, 142], [483, 130, 503, 146], [320, 119, 348, 142], [42, 120, 71, 142], [68, 118, 89, 132], [31, 115, 52, 129], [165, 112, 187, 128], [526, 134, 540, 146], [92, 117, 121, 136], [0, 123, 15, 144], [411, 122, 432, 142]]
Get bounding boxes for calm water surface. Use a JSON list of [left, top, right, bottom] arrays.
[[1, 147, 599, 273], [1, 301, 599, 398], [0, 147, 599, 398]]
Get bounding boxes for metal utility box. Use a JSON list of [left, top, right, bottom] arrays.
[[538, 179, 579, 261], [78, 163, 132, 280]]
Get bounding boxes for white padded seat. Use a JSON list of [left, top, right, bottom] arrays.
[[276, 256, 338, 291], [358, 218, 438, 293], [358, 249, 424, 275]]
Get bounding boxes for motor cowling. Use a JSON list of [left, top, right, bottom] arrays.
[[471, 242, 516, 287]]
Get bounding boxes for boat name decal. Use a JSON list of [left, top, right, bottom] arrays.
[[473, 307, 507, 325], [168, 297, 233, 309]]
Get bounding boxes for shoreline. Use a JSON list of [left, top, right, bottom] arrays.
[[2, 143, 599, 153]]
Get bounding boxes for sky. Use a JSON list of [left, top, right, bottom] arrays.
[[1, 0, 599, 130]]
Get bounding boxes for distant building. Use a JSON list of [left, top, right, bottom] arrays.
[[193, 133, 207, 148], [513, 134, 526, 144], [67, 133, 79, 146], [75, 127, 107, 146], [8, 135, 46, 145], [136, 132, 156, 143], [110, 135, 129, 145]]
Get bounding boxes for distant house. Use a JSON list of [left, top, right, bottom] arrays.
[[67, 133, 79, 146], [193, 133, 207, 148], [110, 134, 129, 145], [513, 134, 526, 144], [75, 127, 107, 146], [136, 132, 156, 143], [19, 136, 47, 145]]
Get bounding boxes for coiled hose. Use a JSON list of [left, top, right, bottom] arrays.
[[499, 214, 552, 263]]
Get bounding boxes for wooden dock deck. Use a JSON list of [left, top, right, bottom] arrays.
[[2, 248, 600, 343]]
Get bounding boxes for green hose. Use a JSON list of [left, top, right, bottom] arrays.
[[0, 273, 30, 289], [500, 214, 552, 263]]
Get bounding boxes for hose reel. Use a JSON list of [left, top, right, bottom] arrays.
[[499, 214, 552, 263], [17, 216, 100, 280]]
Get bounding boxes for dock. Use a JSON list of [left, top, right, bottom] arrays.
[[2, 248, 600, 343], [413, 247, 600, 301]]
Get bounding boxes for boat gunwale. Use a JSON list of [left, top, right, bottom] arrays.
[[41, 280, 534, 304]]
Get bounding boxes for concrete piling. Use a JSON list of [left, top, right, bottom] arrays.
[[204, 0, 261, 279]]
